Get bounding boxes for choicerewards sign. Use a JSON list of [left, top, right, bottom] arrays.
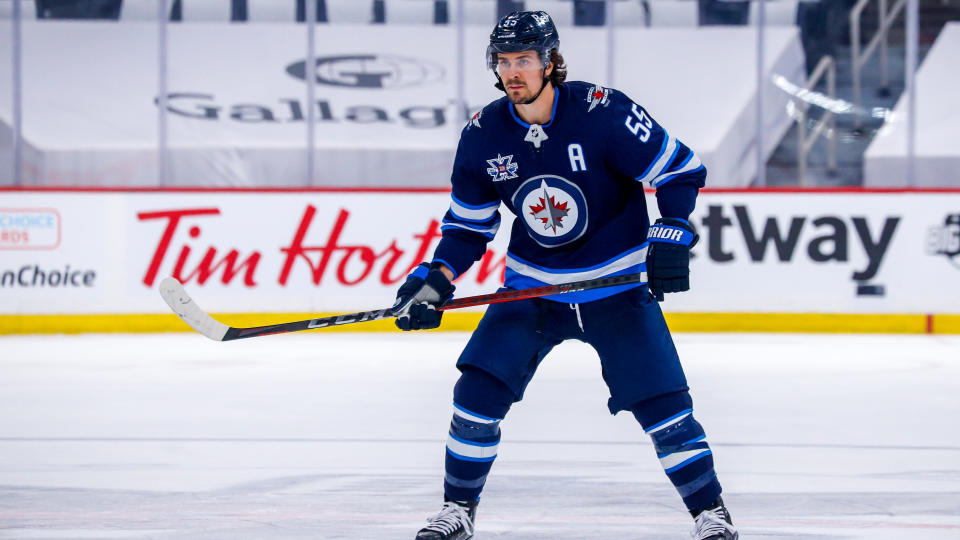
[[0, 207, 101, 294], [0, 191, 958, 316]]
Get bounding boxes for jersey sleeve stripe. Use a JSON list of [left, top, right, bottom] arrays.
[[636, 134, 678, 186], [449, 203, 499, 223], [635, 134, 669, 180], [450, 196, 500, 222], [451, 193, 501, 210], [667, 151, 695, 175], [652, 155, 704, 188], [441, 221, 499, 239]]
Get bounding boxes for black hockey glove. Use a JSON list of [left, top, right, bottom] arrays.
[[392, 263, 456, 331], [646, 218, 699, 302]]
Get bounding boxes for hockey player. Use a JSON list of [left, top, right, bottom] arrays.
[[392, 10, 738, 540]]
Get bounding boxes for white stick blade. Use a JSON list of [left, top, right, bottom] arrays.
[[158, 277, 229, 341]]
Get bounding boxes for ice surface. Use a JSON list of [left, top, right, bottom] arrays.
[[1, 332, 959, 539]]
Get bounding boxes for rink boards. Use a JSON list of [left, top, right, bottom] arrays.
[[1, 188, 959, 334]]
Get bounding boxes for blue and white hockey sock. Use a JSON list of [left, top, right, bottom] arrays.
[[443, 367, 514, 502], [632, 392, 723, 512], [443, 402, 502, 502]]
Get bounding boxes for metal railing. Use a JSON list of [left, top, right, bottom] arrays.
[[796, 55, 837, 186], [850, 0, 906, 129]]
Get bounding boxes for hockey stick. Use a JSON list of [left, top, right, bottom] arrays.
[[159, 272, 645, 341]]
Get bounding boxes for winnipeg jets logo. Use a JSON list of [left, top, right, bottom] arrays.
[[486, 154, 519, 181], [528, 181, 570, 234], [524, 124, 548, 149], [586, 85, 610, 113], [470, 110, 482, 129], [512, 175, 588, 248]]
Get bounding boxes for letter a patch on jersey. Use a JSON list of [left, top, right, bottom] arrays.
[[487, 154, 519, 181]]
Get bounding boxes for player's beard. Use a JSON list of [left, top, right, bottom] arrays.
[[505, 77, 538, 105]]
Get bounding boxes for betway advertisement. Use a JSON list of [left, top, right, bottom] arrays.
[[1, 190, 958, 315]]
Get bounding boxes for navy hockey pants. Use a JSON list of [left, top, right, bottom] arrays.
[[457, 284, 687, 414]]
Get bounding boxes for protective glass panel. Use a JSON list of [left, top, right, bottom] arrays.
[[164, 0, 307, 187], [681, 0, 842, 187], [863, 0, 959, 189], [911, 3, 960, 269], [308, 0, 462, 188], [0, 2, 16, 186], [852, 0, 906, 188], [21, 0, 159, 186], [605, 0, 772, 187], [765, 0, 845, 187]]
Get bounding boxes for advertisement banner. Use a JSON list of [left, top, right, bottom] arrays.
[[1, 190, 959, 318]]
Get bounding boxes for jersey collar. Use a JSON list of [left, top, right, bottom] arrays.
[[508, 84, 561, 129]]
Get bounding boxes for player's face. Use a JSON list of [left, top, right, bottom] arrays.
[[496, 51, 551, 104]]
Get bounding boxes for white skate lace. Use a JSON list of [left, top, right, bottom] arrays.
[[691, 507, 732, 539], [423, 502, 474, 535]]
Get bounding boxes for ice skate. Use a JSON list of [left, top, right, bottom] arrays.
[[691, 497, 738, 539], [415, 499, 477, 540]]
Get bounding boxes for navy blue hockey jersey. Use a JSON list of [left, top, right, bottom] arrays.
[[432, 81, 706, 303]]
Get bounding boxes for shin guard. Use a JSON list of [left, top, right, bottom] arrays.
[[444, 403, 502, 502], [633, 392, 722, 512], [443, 368, 514, 502]]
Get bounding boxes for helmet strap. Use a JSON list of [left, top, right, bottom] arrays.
[[521, 70, 551, 105], [494, 72, 505, 91]]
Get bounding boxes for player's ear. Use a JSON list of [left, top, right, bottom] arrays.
[[545, 61, 554, 78]]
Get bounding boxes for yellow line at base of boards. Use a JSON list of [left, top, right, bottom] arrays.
[[1, 312, 959, 335]]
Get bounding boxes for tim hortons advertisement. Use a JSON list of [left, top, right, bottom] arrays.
[[1, 191, 958, 315]]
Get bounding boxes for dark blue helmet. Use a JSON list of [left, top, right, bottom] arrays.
[[486, 11, 560, 70]]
